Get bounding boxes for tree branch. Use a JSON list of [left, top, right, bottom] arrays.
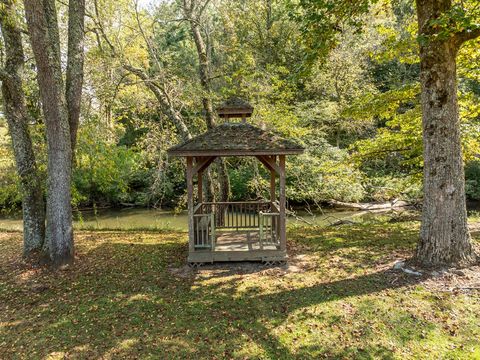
[[455, 27, 480, 48], [123, 64, 191, 141]]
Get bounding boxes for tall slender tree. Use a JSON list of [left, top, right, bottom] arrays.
[[66, 0, 86, 154], [23, 0, 85, 265], [0, 0, 45, 255], [183, 0, 230, 203], [90, 0, 192, 142]]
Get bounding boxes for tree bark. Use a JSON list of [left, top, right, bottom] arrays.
[[0, 0, 45, 255], [65, 0, 85, 154], [415, 0, 477, 267], [216, 159, 230, 202], [188, 5, 215, 129], [24, 0, 74, 265]]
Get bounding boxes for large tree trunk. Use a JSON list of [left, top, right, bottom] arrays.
[[216, 159, 230, 203], [415, 0, 476, 267], [24, 0, 74, 265], [0, 0, 45, 255]]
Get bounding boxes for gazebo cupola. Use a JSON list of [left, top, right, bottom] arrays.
[[216, 97, 253, 122], [168, 98, 303, 266]]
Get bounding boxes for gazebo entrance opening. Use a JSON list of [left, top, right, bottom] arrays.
[[168, 99, 303, 265]]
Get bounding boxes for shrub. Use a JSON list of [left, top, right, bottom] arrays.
[[465, 160, 480, 200]]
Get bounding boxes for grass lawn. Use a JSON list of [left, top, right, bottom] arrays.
[[1, 221, 479, 359]]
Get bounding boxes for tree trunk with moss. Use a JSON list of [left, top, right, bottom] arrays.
[[415, 0, 479, 267], [0, 0, 45, 255], [24, 0, 85, 265]]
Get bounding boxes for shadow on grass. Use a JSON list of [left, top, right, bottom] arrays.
[[0, 225, 459, 359], [290, 222, 420, 251]]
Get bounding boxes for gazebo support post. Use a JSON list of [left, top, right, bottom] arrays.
[[279, 155, 286, 251], [270, 168, 275, 203], [270, 164, 277, 246], [186, 157, 195, 253], [198, 170, 203, 205]]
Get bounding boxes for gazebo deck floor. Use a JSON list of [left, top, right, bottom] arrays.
[[214, 231, 279, 251], [188, 230, 286, 264]]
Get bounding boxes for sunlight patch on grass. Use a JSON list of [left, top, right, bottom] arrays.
[[45, 351, 67, 360], [127, 293, 153, 303], [0, 319, 23, 329], [118, 338, 139, 350]]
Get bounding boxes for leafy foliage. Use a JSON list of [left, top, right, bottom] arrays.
[[73, 122, 144, 206], [466, 161, 480, 200], [288, 140, 365, 203], [1, 0, 480, 212]]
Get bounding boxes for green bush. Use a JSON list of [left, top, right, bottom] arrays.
[[466, 160, 480, 200], [223, 138, 366, 204], [0, 124, 24, 213], [73, 124, 144, 207], [364, 175, 422, 202], [287, 151, 365, 203], [0, 177, 22, 214]]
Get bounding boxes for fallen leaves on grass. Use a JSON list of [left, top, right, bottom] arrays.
[[0, 223, 479, 359]]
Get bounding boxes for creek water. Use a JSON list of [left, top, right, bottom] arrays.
[[1, 202, 478, 231], [0, 207, 367, 231]]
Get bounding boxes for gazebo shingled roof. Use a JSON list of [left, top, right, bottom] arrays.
[[167, 122, 304, 156]]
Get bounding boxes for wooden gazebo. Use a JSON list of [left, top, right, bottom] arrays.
[[168, 99, 303, 265]]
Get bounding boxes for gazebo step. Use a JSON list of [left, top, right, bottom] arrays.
[[188, 249, 287, 263]]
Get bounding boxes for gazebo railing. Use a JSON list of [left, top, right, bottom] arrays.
[[195, 201, 271, 229], [259, 211, 280, 248], [192, 201, 281, 251], [193, 212, 215, 250]]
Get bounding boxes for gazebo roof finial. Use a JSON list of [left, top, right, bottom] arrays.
[[216, 97, 253, 121]]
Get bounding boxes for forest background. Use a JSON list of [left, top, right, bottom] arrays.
[[1, 0, 479, 214]]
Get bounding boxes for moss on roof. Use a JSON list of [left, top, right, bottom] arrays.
[[216, 98, 254, 118], [168, 122, 304, 156], [218, 97, 253, 109]]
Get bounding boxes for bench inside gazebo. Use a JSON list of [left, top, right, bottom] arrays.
[[168, 99, 303, 265]]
